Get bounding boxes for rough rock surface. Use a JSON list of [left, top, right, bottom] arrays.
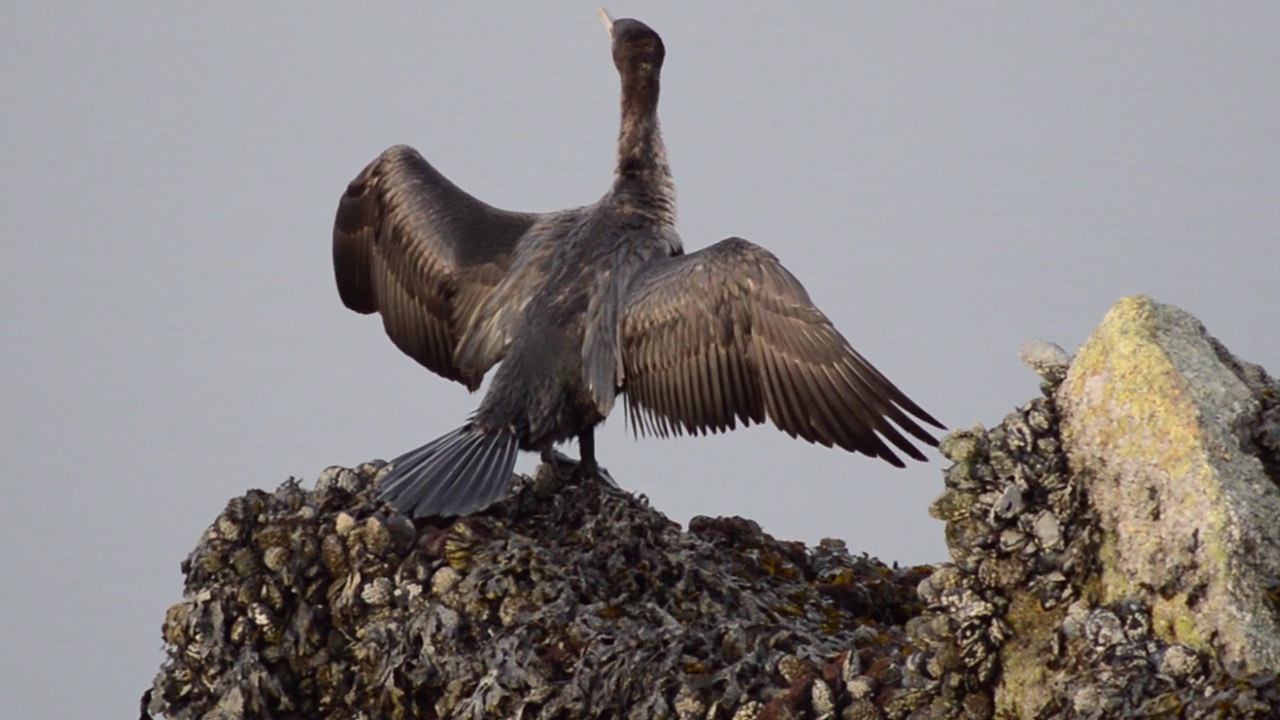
[[148, 296, 1280, 719], [147, 462, 932, 719], [1058, 295, 1280, 672]]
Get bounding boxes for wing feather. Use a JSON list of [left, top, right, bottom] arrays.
[[619, 237, 943, 466], [333, 145, 540, 390]]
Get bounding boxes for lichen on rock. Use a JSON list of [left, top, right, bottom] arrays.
[[1059, 295, 1280, 671], [907, 295, 1280, 718]]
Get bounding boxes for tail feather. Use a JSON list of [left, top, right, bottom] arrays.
[[378, 424, 520, 518], [377, 429, 473, 501], [419, 433, 489, 510], [388, 433, 482, 512]]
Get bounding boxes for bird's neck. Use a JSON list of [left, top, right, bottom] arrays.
[[613, 72, 675, 223]]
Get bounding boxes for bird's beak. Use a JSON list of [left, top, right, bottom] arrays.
[[597, 7, 614, 37]]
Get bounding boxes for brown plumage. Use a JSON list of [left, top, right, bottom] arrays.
[[620, 238, 938, 465], [333, 11, 943, 519], [333, 150, 539, 390]]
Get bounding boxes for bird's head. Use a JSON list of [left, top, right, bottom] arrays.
[[598, 8, 665, 77]]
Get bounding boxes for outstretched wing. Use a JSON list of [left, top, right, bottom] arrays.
[[618, 237, 942, 466], [333, 145, 540, 390]]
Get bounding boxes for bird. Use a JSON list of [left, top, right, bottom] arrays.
[[332, 9, 944, 519]]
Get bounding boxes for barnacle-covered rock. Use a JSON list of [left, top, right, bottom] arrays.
[[904, 296, 1280, 718], [148, 296, 1280, 720], [149, 463, 931, 719]]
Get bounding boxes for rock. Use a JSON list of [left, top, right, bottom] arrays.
[[1019, 339, 1072, 394], [1058, 294, 1280, 671], [896, 296, 1280, 719], [146, 295, 1280, 720], [147, 470, 931, 719]]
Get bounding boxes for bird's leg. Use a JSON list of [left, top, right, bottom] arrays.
[[574, 429, 600, 479], [573, 429, 620, 489]]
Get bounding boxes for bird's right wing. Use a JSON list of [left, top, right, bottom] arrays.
[[618, 237, 942, 467], [333, 145, 540, 390]]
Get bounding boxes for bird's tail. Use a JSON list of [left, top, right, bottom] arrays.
[[377, 424, 520, 518]]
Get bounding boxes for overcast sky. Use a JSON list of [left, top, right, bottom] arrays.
[[3, 2, 1278, 716]]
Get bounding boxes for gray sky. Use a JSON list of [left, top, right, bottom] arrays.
[[3, 2, 1278, 716]]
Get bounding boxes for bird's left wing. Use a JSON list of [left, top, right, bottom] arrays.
[[617, 237, 942, 466]]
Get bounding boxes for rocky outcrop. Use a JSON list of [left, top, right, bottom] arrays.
[[147, 295, 1280, 719], [146, 462, 932, 719], [1058, 296, 1280, 672]]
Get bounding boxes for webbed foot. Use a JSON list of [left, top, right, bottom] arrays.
[[539, 448, 620, 489]]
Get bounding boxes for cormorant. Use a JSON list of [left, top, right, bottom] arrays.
[[332, 10, 944, 518]]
